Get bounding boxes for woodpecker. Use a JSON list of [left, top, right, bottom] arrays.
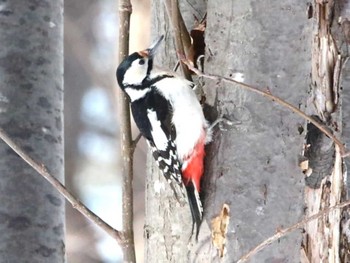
[[116, 35, 211, 233]]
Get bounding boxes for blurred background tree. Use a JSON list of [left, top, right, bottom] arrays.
[[0, 1, 64, 262], [64, 0, 149, 262]]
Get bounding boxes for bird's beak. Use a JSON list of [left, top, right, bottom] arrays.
[[147, 35, 164, 58]]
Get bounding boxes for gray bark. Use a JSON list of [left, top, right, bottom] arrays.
[[200, 1, 309, 262], [0, 1, 65, 262]]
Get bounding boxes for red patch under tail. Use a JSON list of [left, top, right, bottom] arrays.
[[182, 133, 206, 192], [182, 132, 206, 236]]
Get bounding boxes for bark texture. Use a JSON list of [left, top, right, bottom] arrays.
[[146, 0, 350, 262], [343, 12, 350, 260], [0, 1, 65, 262]]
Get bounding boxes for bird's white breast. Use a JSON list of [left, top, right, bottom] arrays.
[[154, 75, 208, 161], [125, 87, 150, 102]]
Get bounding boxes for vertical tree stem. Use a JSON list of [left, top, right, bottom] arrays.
[[118, 1, 136, 262], [164, 0, 192, 80]]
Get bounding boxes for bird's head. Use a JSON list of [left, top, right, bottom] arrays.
[[116, 35, 164, 89]]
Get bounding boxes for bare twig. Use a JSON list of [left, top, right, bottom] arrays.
[[117, 0, 136, 262], [164, 0, 192, 80], [0, 128, 124, 243], [237, 199, 350, 262], [131, 133, 142, 153], [343, 151, 350, 158], [182, 59, 347, 156]]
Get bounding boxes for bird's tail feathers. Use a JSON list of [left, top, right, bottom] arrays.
[[185, 180, 203, 239]]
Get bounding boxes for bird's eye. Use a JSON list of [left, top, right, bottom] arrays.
[[139, 59, 145, 65]]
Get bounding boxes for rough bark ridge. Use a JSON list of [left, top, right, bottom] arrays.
[[302, 1, 349, 262], [147, 0, 311, 262], [0, 1, 65, 262]]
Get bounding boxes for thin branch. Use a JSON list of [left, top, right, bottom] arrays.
[[117, 0, 136, 262], [0, 128, 124, 243], [237, 199, 350, 263], [342, 151, 350, 158], [131, 133, 142, 154], [182, 59, 347, 156], [164, 0, 192, 80]]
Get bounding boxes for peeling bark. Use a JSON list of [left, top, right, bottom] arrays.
[[302, 1, 349, 262], [310, 0, 338, 117]]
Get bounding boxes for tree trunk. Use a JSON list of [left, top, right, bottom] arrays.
[[146, 0, 349, 262], [0, 1, 65, 262], [199, 1, 309, 261]]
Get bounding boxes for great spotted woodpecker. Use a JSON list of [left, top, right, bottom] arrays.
[[116, 35, 211, 232]]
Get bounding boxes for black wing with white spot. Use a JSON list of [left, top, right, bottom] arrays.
[[130, 88, 185, 197]]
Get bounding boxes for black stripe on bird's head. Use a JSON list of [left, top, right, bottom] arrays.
[[116, 35, 164, 89]]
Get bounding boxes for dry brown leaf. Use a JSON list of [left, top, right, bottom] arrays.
[[211, 203, 230, 258], [299, 159, 309, 171]]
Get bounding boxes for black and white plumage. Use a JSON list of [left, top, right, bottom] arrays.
[[116, 36, 210, 234]]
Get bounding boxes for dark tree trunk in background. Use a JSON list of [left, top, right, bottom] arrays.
[[147, 0, 350, 262], [0, 1, 65, 262]]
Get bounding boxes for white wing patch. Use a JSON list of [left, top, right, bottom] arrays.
[[125, 87, 150, 102], [147, 109, 168, 151]]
